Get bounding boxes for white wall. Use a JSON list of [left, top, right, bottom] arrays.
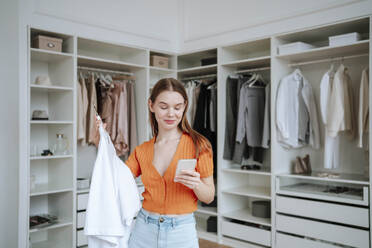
[[180, 0, 372, 52], [0, 0, 19, 247], [25, 0, 179, 52]]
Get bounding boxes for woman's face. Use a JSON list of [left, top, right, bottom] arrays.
[[149, 90, 186, 132]]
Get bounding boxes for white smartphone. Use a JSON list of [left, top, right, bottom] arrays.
[[174, 159, 197, 182]]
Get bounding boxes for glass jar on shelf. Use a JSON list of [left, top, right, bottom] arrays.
[[53, 133, 69, 155]]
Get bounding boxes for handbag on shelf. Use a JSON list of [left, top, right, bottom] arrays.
[[293, 154, 311, 174]]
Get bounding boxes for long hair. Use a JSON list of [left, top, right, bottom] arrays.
[[148, 78, 212, 157]]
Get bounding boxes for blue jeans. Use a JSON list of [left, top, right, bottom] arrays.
[[128, 208, 199, 248]]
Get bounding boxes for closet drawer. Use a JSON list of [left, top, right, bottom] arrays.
[[77, 229, 88, 247], [221, 220, 271, 247], [276, 195, 369, 228], [276, 214, 369, 248], [77, 211, 86, 229], [276, 232, 344, 248], [77, 193, 89, 211]]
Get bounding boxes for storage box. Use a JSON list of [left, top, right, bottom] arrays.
[[150, 55, 169, 68], [207, 216, 217, 232], [33, 35, 63, 52], [77, 178, 90, 190], [201, 57, 217, 66], [278, 42, 315, 55], [329, 32, 361, 47]]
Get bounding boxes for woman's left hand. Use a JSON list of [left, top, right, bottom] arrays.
[[175, 170, 201, 190]]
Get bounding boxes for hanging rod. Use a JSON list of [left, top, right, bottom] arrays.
[[288, 53, 369, 67], [78, 66, 134, 76], [235, 66, 271, 74], [181, 73, 217, 81]]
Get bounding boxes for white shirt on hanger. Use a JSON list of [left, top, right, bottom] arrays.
[[326, 64, 355, 139], [320, 70, 340, 169], [276, 69, 320, 149], [85, 121, 141, 248]]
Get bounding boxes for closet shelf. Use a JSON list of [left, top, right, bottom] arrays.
[[29, 219, 73, 233], [30, 184, 73, 197], [77, 188, 90, 194], [276, 40, 369, 63], [196, 203, 217, 216], [30, 121, 73, 125], [221, 56, 271, 68], [30, 155, 73, 160], [177, 64, 217, 77], [222, 185, 271, 199], [30, 240, 71, 248], [222, 208, 271, 227], [31, 48, 73, 62], [149, 66, 175, 73], [222, 168, 271, 176], [277, 172, 369, 185], [30, 84, 74, 93], [78, 55, 146, 72]]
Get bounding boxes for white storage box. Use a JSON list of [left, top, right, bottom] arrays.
[[77, 178, 90, 190], [278, 42, 315, 55], [329, 32, 361, 47]]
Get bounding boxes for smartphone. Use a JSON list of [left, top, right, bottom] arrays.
[[174, 159, 197, 182]]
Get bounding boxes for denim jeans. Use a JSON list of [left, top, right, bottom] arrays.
[[128, 208, 199, 248]]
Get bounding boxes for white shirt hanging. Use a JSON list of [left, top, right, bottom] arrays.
[[276, 69, 320, 149], [320, 70, 340, 169], [85, 119, 141, 248]]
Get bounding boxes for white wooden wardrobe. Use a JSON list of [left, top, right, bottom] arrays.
[[24, 15, 371, 248]]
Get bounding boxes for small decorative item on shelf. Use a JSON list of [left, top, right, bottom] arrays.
[[150, 55, 169, 69], [252, 200, 271, 218], [241, 164, 261, 170], [32, 35, 63, 52], [53, 133, 69, 155], [29, 214, 58, 229], [41, 149, 53, 156], [293, 154, 311, 174], [34, 75, 52, 86], [201, 57, 217, 66], [31, 110, 49, 120], [77, 178, 90, 190]]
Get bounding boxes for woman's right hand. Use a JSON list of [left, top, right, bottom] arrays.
[[94, 116, 107, 147]]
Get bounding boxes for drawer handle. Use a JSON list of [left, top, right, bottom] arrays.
[[47, 42, 55, 48]]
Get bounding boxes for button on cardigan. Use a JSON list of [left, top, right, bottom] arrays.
[[125, 132, 214, 215]]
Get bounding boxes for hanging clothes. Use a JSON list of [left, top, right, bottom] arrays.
[[223, 75, 265, 164], [236, 82, 266, 147], [193, 80, 218, 175], [77, 75, 89, 145], [358, 68, 369, 150], [262, 83, 270, 148], [126, 81, 138, 155], [185, 81, 197, 126], [276, 69, 320, 149], [86, 74, 98, 145], [114, 81, 129, 157], [320, 68, 340, 169], [326, 64, 355, 139]]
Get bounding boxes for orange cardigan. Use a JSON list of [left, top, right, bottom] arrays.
[[125, 132, 213, 215]]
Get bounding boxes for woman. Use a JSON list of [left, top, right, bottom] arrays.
[[96, 78, 215, 248]]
